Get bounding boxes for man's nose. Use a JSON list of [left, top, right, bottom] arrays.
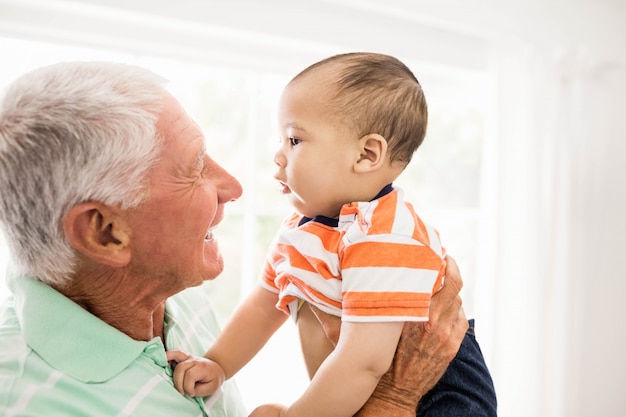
[[216, 166, 243, 203]]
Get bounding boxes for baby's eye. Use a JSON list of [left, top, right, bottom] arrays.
[[289, 137, 302, 147]]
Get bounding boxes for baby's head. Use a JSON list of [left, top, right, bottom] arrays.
[[275, 52, 428, 218], [290, 52, 428, 168]]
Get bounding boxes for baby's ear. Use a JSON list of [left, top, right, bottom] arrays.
[[354, 133, 388, 173], [63, 202, 131, 267]]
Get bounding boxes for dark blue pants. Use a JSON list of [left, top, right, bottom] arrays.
[[416, 319, 497, 417]]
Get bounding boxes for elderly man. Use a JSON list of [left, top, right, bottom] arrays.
[[0, 62, 468, 416]]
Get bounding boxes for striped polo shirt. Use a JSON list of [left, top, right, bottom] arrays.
[[0, 273, 247, 417], [261, 185, 446, 322]]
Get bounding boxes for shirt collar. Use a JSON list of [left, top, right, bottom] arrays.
[[8, 272, 150, 383], [298, 183, 396, 228]]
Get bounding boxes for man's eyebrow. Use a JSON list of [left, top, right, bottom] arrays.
[[190, 150, 205, 172]]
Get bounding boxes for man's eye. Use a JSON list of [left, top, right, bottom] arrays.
[[289, 137, 301, 146]]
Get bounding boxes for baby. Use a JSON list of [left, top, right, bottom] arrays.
[[168, 52, 495, 417]]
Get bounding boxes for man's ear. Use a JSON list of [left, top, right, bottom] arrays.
[[354, 133, 388, 174], [63, 202, 131, 267]]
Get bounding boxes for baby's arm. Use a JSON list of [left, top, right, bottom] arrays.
[[205, 285, 288, 378], [167, 285, 288, 396], [260, 320, 404, 417]]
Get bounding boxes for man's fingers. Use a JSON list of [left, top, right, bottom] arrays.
[[436, 297, 467, 362], [444, 256, 463, 294], [429, 256, 463, 324], [454, 303, 469, 339]]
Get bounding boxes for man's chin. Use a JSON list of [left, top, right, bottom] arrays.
[[202, 256, 224, 282]]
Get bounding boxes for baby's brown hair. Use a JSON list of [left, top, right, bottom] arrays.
[[292, 52, 428, 167]]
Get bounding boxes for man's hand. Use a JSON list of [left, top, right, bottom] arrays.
[[166, 349, 226, 397], [309, 256, 468, 417]]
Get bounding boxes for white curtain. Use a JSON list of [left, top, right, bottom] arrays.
[[1, 1, 626, 416], [482, 42, 626, 417]]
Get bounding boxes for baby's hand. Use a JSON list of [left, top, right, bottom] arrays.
[[166, 349, 225, 397], [249, 403, 288, 417]]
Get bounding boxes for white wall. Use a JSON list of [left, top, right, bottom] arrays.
[[1, 1, 625, 416]]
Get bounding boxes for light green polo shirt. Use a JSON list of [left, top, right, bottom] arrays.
[[0, 273, 248, 417]]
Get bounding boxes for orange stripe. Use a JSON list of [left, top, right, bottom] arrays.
[[344, 306, 430, 318], [274, 244, 315, 272], [433, 258, 446, 294], [275, 273, 342, 310], [275, 294, 297, 315], [368, 192, 397, 235], [283, 212, 303, 228], [343, 291, 432, 317], [262, 262, 278, 289], [343, 291, 432, 304], [306, 223, 343, 253], [401, 201, 432, 247], [281, 213, 341, 253], [275, 243, 339, 280], [342, 241, 443, 270]]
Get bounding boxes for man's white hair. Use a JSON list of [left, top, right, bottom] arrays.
[[0, 61, 167, 287]]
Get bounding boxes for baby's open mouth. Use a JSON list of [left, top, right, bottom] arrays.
[[279, 181, 290, 194]]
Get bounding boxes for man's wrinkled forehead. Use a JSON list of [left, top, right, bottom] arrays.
[[156, 93, 202, 136], [153, 92, 207, 173]]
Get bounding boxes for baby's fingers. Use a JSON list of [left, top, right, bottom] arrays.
[[166, 349, 190, 364], [167, 352, 194, 395], [181, 364, 204, 396]]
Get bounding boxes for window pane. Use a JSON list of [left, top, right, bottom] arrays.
[[0, 36, 488, 410]]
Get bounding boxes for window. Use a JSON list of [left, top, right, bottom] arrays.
[[0, 36, 488, 410]]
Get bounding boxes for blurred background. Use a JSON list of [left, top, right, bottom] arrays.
[[0, 1, 625, 416]]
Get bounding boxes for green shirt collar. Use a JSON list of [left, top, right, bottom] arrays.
[[9, 273, 150, 383]]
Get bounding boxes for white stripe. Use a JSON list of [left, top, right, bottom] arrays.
[[281, 282, 343, 317], [344, 315, 429, 322], [115, 375, 162, 417], [342, 267, 440, 293], [277, 228, 340, 276], [425, 224, 444, 256], [305, 296, 342, 316], [259, 279, 280, 294], [341, 200, 379, 244], [390, 188, 409, 235], [359, 199, 377, 231], [277, 266, 342, 301], [393, 204, 417, 237], [178, 304, 215, 352], [6, 370, 63, 417], [355, 233, 425, 245], [276, 227, 323, 248], [202, 387, 223, 410]]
